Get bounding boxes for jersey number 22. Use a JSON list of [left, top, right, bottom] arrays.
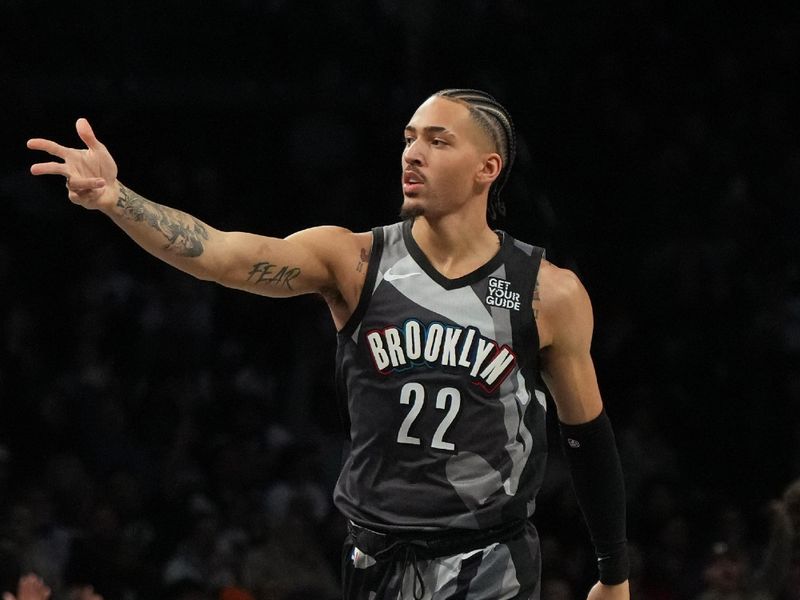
[[397, 382, 460, 451]]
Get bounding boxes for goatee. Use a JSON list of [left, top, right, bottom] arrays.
[[399, 202, 425, 220]]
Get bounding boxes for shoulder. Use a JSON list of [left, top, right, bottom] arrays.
[[285, 225, 371, 248], [538, 260, 589, 306], [284, 226, 373, 266], [536, 259, 594, 350], [285, 227, 374, 322]]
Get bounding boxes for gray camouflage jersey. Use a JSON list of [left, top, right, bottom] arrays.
[[334, 220, 547, 533]]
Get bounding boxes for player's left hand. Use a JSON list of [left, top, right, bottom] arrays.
[[586, 580, 629, 600]]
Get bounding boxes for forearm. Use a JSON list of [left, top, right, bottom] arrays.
[[101, 183, 339, 298], [103, 182, 225, 281], [560, 409, 629, 585]]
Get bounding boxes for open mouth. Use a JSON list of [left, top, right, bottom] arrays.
[[402, 170, 424, 194]]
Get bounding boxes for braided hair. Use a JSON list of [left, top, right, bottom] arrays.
[[434, 89, 516, 220]]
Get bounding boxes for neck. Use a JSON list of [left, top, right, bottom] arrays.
[[410, 211, 500, 278]]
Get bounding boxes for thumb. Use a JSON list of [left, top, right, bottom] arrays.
[[75, 117, 103, 151], [3, 592, 16, 600]]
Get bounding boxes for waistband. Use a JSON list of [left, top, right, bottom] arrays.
[[347, 518, 527, 561]]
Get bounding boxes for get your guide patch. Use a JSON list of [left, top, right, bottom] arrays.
[[485, 277, 521, 311]]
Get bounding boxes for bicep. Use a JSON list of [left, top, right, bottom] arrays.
[[541, 349, 603, 425], [214, 226, 349, 298], [539, 265, 604, 424]]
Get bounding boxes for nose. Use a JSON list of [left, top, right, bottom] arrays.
[[403, 140, 424, 167]]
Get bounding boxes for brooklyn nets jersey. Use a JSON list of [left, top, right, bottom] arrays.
[[333, 220, 547, 533]]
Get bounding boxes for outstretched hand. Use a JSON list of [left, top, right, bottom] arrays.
[[27, 118, 118, 210], [2, 574, 51, 600]]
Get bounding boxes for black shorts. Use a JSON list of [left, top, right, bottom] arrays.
[[341, 520, 541, 600]]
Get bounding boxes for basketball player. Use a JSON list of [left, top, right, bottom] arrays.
[[28, 90, 629, 600]]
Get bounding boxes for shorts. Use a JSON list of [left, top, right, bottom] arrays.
[[341, 520, 541, 600]]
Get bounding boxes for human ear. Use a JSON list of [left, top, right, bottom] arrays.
[[476, 153, 502, 185]]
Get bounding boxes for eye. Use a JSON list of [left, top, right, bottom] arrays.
[[403, 136, 415, 146], [431, 138, 447, 146]]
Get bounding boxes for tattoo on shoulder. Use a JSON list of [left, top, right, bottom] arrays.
[[356, 247, 369, 273], [533, 275, 541, 321], [117, 184, 209, 257], [247, 261, 301, 290]]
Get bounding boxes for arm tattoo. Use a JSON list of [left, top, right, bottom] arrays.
[[356, 247, 369, 273], [117, 184, 209, 257], [533, 275, 541, 321], [247, 261, 301, 290]]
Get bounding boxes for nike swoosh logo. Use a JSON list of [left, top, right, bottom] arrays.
[[384, 270, 422, 282]]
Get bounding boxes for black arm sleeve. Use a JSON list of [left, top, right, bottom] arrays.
[[559, 408, 629, 585]]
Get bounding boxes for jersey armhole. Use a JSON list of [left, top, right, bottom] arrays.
[[530, 246, 546, 355], [337, 226, 385, 337]]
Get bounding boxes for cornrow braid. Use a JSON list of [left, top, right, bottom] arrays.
[[435, 89, 517, 220]]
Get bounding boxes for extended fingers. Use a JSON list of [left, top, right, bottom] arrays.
[[26, 138, 70, 159], [29, 160, 105, 188], [28, 118, 104, 158], [75, 118, 103, 151], [30, 161, 68, 177]]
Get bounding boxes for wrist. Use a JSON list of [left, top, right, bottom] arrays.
[[598, 580, 629, 588], [597, 543, 629, 585], [99, 180, 122, 214]]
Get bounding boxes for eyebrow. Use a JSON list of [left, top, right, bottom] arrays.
[[404, 125, 454, 136]]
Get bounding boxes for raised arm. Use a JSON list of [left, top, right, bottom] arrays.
[[537, 262, 630, 600], [27, 119, 364, 306]]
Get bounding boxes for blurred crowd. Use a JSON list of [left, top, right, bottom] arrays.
[[2, 1, 800, 599]]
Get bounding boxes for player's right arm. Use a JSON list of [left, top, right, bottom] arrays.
[[27, 118, 351, 300]]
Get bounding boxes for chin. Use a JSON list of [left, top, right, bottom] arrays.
[[399, 198, 425, 220]]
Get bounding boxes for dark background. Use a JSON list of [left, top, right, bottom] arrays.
[[1, 2, 799, 599]]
